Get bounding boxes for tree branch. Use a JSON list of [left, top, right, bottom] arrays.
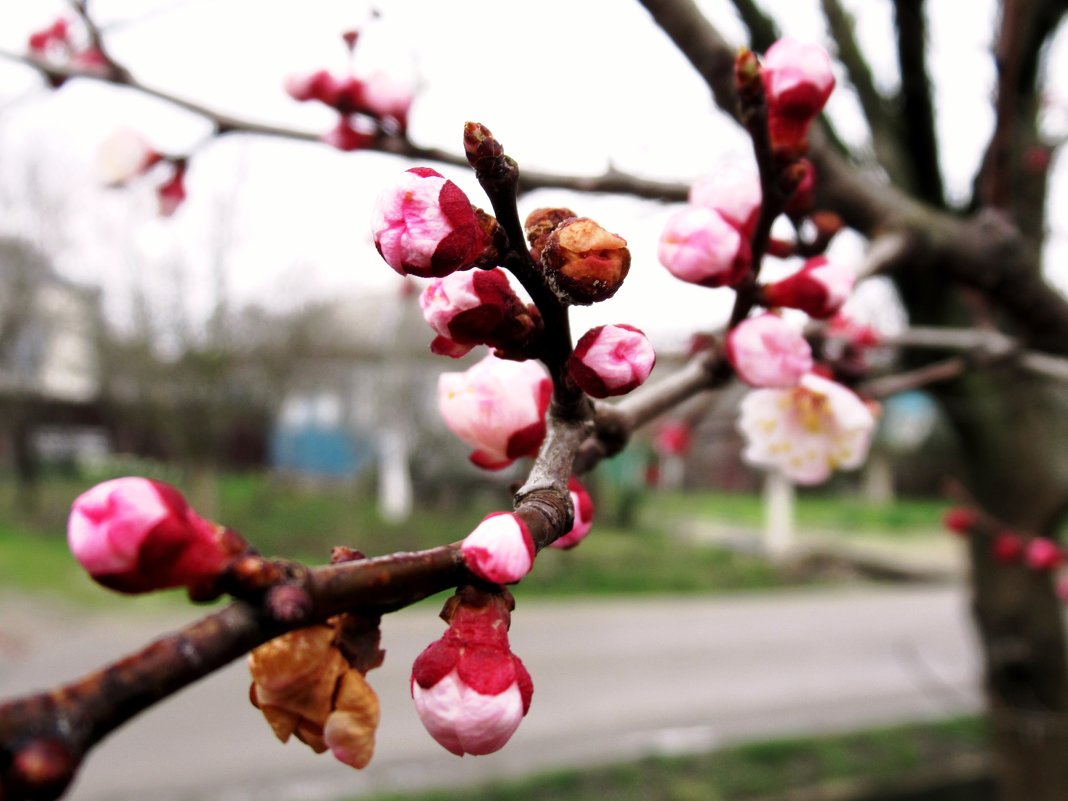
[[727, 0, 779, 51], [0, 50, 689, 203], [892, 0, 945, 207], [821, 0, 906, 183]]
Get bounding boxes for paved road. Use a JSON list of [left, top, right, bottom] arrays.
[[0, 585, 981, 801]]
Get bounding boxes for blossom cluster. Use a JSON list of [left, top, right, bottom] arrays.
[[26, 16, 109, 77], [654, 38, 877, 486], [943, 507, 1066, 579], [285, 28, 414, 149]]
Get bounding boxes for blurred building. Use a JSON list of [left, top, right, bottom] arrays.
[[0, 238, 106, 477]]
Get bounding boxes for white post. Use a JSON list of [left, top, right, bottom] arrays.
[[763, 471, 795, 559]]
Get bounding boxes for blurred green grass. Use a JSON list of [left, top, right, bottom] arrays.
[[356, 716, 986, 801], [0, 470, 948, 601]]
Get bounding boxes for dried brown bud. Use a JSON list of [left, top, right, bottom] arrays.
[[524, 207, 577, 260], [540, 218, 631, 305], [229, 555, 283, 593], [330, 546, 366, 564], [323, 670, 381, 769]]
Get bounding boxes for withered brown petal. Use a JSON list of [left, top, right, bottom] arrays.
[[324, 670, 381, 769]]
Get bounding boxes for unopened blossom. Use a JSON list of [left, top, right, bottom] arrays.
[[761, 38, 836, 154], [97, 128, 161, 186], [658, 206, 751, 288], [28, 18, 70, 54], [360, 71, 414, 128], [727, 314, 813, 388], [993, 532, 1024, 563], [372, 167, 489, 278], [738, 372, 875, 485], [762, 256, 855, 320], [419, 269, 539, 359], [688, 162, 762, 236], [551, 477, 595, 550], [438, 354, 552, 469], [461, 512, 535, 584], [322, 117, 373, 152], [67, 477, 234, 593], [284, 69, 340, 104], [539, 217, 631, 305], [1026, 538, 1064, 571], [157, 165, 187, 217], [942, 507, 977, 536], [568, 324, 656, 398], [411, 590, 533, 756]]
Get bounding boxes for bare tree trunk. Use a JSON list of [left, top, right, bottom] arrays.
[[944, 368, 1068, 801]]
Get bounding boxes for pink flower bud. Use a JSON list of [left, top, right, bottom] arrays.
[[157, 165, 187, 217], [942, 507, 977, 536], [284, 69, 341, 104], [738, 372, 875, 485], [762, 256, 854, 320], [785, 159, 816, 217], [372, 167, 489, 278], [322, 117, 373, 152], [71, 47, 109, 73], [727, 314, 813, 388], [28, 18, 70, 55], [658, 206, 751, 288], [1025, 538, 1063, 571], [993, 532, 1024, 564], [438, 354, 552, 470], [462, 512, 535, 583], [761, 38, 836, 155], [67, 477, 232, 593], [411, 593, 533, 756], [654, 420, 692, 457], [688, 162, 762, 237], [551, 477, 594, 550], [568, 324, 656, 398], [360, 71, 414, 129], [419, 269, 539, 359], [97, 128, 162, 186]]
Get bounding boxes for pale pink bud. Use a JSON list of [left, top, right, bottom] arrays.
[[738, 372, 875, 485], [97, 128, 161, 186], [438, 354, 552, 469], [688, 162, 762, 236], [727, 314, 813, 388], [762, 38, 836, 154], [658, 206, 751, 288], [462, 512, 535, 583], [762, 256, 854, 320], [67, 477, 231, 593], [372, 167, 489, 278], [411, 594, 533, 756], [568, 324, 655, 398], [1025, 538, 1063, 571], [551, 477, 594, 550], [419, 269, 539, 359], [322, 117, 372, 152], [360, 71, 414, 129], [284, 69, 340, 104]]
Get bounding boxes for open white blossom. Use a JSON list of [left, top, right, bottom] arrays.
[[738, 372, 876, 485]]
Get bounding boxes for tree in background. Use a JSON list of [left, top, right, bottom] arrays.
[[2, 2, 1068, 800]]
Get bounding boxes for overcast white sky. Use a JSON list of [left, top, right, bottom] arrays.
[[0, 0, 1065, 349]]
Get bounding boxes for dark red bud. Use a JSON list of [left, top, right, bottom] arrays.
[[463, 121, 504, 170]]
